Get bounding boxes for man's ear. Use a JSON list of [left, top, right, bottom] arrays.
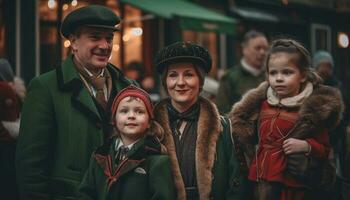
[[69, 34, 77, 52]]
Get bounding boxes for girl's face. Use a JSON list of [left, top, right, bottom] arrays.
[[166, 62, 200, 111], [268, 52, 306, 99], [115, 97, 150, 143]]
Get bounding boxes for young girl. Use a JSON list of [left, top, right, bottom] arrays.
[[229, 39, 344, 200], [79, 85, 176, 200]]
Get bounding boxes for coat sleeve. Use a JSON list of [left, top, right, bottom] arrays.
[[221, 116, 252, 200], [15, 77, 55, 200], [148, 156, 176, 200], [216, 74, 240, 115], [216, 75, 234, 115], [78, 155, 98, 200], [305, 129, 331, 158]]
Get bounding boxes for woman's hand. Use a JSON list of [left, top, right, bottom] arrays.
[[283, 138, 310, 155]]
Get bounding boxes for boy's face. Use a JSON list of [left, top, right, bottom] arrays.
[[267, 52, 306, 99], [115, 97, 150, 142]]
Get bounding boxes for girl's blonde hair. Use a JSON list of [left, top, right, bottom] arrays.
[[265, 38, 322, 84]]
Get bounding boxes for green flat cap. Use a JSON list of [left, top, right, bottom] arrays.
[[155, 41, 212, 74], [61, 5, 121, 38]]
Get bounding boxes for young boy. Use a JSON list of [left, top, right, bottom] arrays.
[[79, 86, 175, 200]]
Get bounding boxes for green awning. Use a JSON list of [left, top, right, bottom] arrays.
[[120, 0, 237, 34]]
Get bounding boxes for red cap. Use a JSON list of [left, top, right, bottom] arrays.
[[111, 86, 154, 123]]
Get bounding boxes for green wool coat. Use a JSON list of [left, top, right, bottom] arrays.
[[154, 97, 249, 200], [78, 136, 176, 200], [16, 55, 134, 200], [216, 62, 265, 115]]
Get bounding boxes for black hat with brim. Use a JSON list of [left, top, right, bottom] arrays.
[[61, 5, 121, 38], [155, 42, 212, 74]]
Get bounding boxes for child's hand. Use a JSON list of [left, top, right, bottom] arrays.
[[283, 138, 310, 155]]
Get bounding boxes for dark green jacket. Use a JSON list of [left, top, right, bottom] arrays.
[[216, 62, 265, 114], [154, 97, 248, 200], [16, 56, 134, 200], [78, 136, 176, 200]]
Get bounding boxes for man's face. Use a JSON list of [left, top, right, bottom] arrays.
[[242, 36, 269, 70], [70, 26, 114, 73], [316, 61, 333, 80]]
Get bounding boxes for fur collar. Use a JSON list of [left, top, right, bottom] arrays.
[[229, 81, 344, 145], [154, 97, 222, 200]]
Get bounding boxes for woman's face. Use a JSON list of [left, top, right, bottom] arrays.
[[166, 62, 200, 111]]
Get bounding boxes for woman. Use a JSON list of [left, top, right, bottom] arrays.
[[153, 41, 247, 200]]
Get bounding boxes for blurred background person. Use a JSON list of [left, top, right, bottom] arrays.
[[200, 76, 219, 102], [141, 75, 161, 103], [0, 58, 22, 200], [122, 61, 145, 84], [313, 50, 350, 200], [216, 30, 268, 114]]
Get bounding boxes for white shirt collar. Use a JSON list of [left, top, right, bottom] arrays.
[[83, 67, 105, 78], [241, 59, 264, 77], [115, 137, 139, 151]]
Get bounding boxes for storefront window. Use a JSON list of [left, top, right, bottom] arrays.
[[120, 5, 143, 67], [183, 30, 218, 77]]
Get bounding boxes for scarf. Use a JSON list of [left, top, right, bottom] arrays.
[[267, 82, 313, 108], [167, 100, 200, 197]]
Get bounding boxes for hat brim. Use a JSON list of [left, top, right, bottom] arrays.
[[61, 24, 120, 38], [156, 56, 210, 74]]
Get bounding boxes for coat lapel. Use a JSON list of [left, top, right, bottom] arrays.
[[56, 56, 102, 123]]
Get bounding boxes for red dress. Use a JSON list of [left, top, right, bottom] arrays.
[[248, 101, 331, 199]]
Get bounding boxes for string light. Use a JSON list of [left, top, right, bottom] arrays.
[[71, 0, 78, 7], [131, 27, 143, 36], [64, 40, 71, 48], [338, 32, 349, 48], [48, 0, 56, 9], [62, 4, 69, 11]]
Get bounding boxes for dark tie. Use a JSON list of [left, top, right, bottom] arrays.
[[115, 146, 129, 163]]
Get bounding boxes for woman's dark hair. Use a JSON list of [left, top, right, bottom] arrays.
[[265, 38, 321, 84]]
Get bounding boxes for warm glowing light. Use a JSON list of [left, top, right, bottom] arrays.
[[48, 0, 56, 9], [338, 32, 349, 48], [122, 35, 130, 42], [131, 27, 143, 36], [113, 44, 120, 52], [64, 40, 71, 48], [71, 0, 78, 7], [282, 0, 289, 5], [62, 4, 69, 11]]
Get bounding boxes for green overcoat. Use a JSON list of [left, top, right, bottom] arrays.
[[78, 136, 176, 200], [216, 62, 265, 114], [154, 97, 249, 200], [16, 55, 134, 200]]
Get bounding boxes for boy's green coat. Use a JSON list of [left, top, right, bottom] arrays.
[[79, 136, 176, 200]]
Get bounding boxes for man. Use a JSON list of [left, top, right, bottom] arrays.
[[216, 30, 268, 114], [0, 58, 20, 200], [313, 50, 350, 200], [16, 5, 135, 199]]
